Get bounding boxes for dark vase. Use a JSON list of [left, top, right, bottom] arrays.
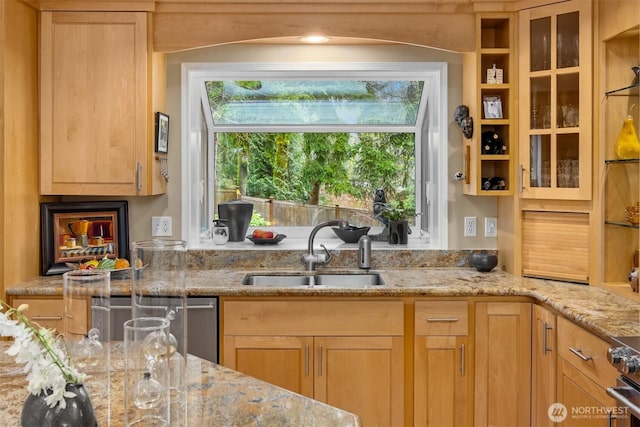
[[388, 220, 409, 245], [22, 383, 97, 427], [470, 251, 498, 272], [218, 200, 254, 242]]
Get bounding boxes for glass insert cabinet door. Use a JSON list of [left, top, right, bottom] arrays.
[[519, 0, 592, 200]]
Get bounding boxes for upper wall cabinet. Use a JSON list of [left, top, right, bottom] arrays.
[[40, 12, 166, 196], [518, 0, 592, 200]]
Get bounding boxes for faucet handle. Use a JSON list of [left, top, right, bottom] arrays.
[[318, 244, 332, 264]]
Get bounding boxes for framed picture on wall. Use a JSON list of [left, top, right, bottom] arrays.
[[482, 95, 503, 119], [40, 201, 129, 275], [155, 112, 170, 153]]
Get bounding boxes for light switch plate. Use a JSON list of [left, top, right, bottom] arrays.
[[485, 217, 497, 237]]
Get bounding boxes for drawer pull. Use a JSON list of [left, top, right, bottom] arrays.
[[426, 317, 459, 323], [31, 316, 62, 321], [569, 346, 593, 361]]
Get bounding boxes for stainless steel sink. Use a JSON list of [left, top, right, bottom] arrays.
[[242, 272, 385, 288]]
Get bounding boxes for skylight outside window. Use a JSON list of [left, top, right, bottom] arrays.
[[181, 62, 448, 248], [207, 80, 423, 126]]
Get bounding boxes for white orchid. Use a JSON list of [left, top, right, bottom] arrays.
[[0, 301, 87, 408]]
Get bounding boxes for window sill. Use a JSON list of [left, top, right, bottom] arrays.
[[193, 236, 439, 251]]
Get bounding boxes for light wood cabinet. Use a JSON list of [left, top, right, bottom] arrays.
[[414, 301, 471, 426], [474, 301, 531, 427], [518, 0, 592, 200], [532, 305, 557, 427], [40, 11, 167, 196], [521, 210, 590, 283], [222, 299, 405, 427], [8, 296, 66, 331], [556, 317, 618, 426], [463, 14, 515, 196]]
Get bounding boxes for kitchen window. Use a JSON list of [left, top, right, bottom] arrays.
[[182, 62, 448, 248]]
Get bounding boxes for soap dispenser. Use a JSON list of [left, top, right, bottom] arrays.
[[358, 235, 371, 269]]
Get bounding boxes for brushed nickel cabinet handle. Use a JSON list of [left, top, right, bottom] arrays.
[[31, 316, 62, 321], [543, 321, 553, 355], [426, 317, 459, 323], [318, 345, 323, 377], [569, 346, 593, 361], [305, 344, 309, 377], [136, 162, 142, 191], [460, 344, 465, 376]]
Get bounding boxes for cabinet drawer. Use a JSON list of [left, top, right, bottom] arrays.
[[224, 300, 404, 336], [10, 297, 65, 331], [557, 317, 618, 387], [415, 301, 468, 336]]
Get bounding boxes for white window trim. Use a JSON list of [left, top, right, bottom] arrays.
[[181, 62, 448, 249]]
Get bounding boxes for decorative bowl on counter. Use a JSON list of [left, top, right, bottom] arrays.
[[470, 251, 498, 272], [332, 226, 371, 243], [246, 234, 287, 245]]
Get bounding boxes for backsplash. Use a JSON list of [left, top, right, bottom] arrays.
[[186, 249, 496, 270]]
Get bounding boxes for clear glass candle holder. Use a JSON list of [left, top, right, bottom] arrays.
[[130, 240, 187, 426], [63, 269, 111, 404], [124, 317, 171, 427]]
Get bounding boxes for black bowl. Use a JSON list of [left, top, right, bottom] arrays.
[[332, 226, 371, 243], [470, 252, 498, 272]]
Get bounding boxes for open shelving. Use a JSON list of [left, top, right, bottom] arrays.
[[463, 14, 514, 196]]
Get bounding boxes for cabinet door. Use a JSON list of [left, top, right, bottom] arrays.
[[40, 12, 149, 195], [556, 358, 615, 427], [518, 0, 592, 200], [474, 302, 531, 427], [223, 335, 314, 397], [414, 336, 470, 427], [532, 305, 557, 427], [314, 336, 404, 427]]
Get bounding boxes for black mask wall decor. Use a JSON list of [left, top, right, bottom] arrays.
[[454, 105, 473, 139]]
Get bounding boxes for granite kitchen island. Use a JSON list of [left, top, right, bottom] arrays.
[[0, 342, 361, 426]]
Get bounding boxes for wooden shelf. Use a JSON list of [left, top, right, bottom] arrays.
[[462, 14, 514, 196]]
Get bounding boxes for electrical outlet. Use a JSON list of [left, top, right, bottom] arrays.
[[152, 216, 172, 237], [464, 216, 477, 237], [485, 217, 498, 237]]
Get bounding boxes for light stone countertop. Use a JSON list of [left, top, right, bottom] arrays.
[[5, 263, 640, 426], [0, 343, 361, 427], [7, 267, 640, 340]]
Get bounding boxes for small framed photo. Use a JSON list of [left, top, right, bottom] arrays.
[[155, 112, 169, 153], [483, 95, 503, 119]]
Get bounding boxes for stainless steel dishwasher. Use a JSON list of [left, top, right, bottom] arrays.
[[96, 296, 218, 363]]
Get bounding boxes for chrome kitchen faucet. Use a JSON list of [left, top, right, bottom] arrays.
[[302, 219, 348, 271]]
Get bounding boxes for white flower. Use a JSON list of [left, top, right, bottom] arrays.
[[0, 301, 87, 409]]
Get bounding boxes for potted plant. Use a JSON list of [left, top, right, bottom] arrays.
[[383, 201, 410, 244]]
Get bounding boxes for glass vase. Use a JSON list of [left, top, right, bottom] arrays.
[[130, 239, 187, 426], [63, 269, 111, 404], [124, 317, 171, 427]]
